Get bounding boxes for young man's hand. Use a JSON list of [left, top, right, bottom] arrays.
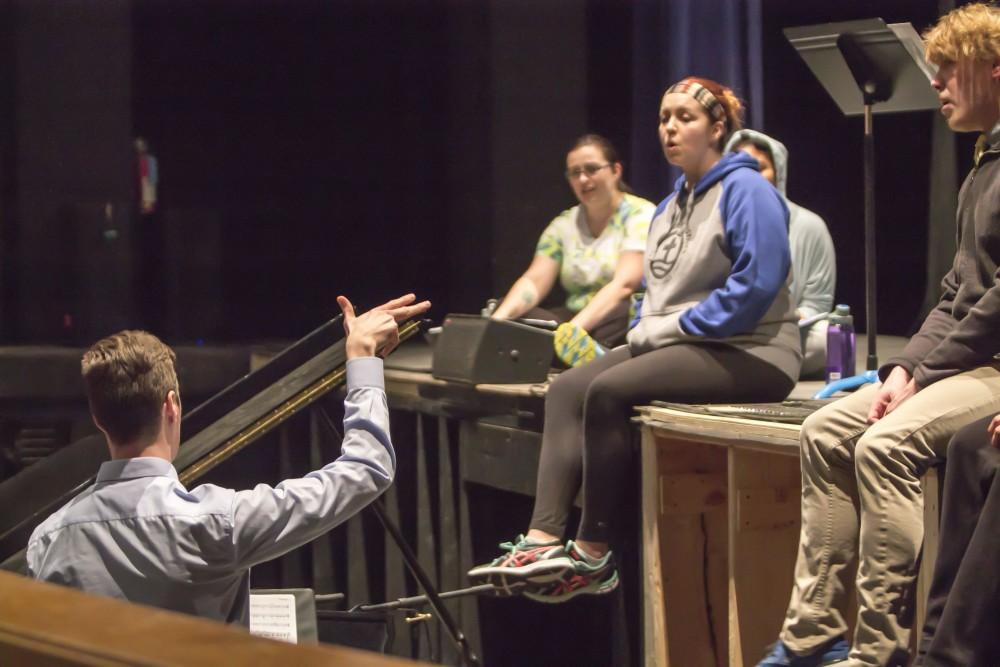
[[867, 365, 918, 423], [337, 294, 431, 359], [988, 413, 1000, 448]]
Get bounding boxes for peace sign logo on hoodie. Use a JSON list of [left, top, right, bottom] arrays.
[[649, 207, 686, 279]]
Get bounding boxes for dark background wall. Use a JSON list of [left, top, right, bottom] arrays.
[[131, 0, 454, 340], [0, 0, 973, 345], [3, 0, 134, 342], [759, 0, 969, 336]]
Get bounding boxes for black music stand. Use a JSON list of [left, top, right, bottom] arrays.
[[785, 20, 938, 393]]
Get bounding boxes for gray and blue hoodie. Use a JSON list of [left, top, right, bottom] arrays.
[[627, 151, 802, 382]]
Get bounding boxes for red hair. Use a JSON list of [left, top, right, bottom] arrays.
[[671, 76, 744, 136]]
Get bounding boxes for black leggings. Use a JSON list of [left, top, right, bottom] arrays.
[[529, 343, 795, 543]]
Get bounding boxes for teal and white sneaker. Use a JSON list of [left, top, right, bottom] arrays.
[[467, 535, 573, 594], [554, 322, 606, 368], [523, 541, 619, 603]]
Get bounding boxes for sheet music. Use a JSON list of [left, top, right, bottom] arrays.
[[249, 593, 298, 644]]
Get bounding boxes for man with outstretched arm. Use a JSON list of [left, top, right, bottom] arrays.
[[26, 293, 430, 624]]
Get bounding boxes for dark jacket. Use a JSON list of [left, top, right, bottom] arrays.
[[883, 130, 1000, 387]]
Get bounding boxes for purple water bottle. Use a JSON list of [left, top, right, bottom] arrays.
[[825, 304, 856, 383]]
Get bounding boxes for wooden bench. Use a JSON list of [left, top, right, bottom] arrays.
[[0, 570, 426, 666], [636, 404, 940, 667]]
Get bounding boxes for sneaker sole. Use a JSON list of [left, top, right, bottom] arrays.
[[523, 570, 620, 604], [488, 579, 529, 598], [467, 557, 574, 584]]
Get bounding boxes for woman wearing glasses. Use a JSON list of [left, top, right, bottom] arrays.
[[491, 134, 655, 350], [469, 77, 801, 601]]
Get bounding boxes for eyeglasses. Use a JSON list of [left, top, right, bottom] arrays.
[[565, 163, 611, 180]]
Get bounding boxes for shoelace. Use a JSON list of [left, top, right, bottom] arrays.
[[509, 546, 552, 566]]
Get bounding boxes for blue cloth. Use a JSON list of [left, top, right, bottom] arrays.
[[630, 0, 765, 198], [26, 357, 393, 625]]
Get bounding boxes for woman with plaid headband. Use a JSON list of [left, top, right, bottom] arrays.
[[468, 77, 801, 602]]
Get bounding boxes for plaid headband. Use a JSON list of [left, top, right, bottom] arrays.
[[666, 80, 726, 123]]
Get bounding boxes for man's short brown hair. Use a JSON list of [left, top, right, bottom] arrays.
[[925, 3, 1000, 65], [81, 330, 178, 445]]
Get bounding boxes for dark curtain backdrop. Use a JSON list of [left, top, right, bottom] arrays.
[[630, 0, 764, 200], [629, 0, 969, 338], [0, 0, 974, 342], [919, 0, 958, 325], [130, 1, 452, 341]]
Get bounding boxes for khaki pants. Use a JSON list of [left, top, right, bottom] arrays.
[[779, 365, 1000, 666]]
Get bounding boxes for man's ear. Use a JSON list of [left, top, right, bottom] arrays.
[[164, 391, 180, 421], [992, 60, 1000, 82], [91, 413, 108, 436]]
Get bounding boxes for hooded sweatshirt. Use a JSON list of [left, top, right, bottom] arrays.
[[724, 129, 837, 321], [882, 124, 1000, 387], [627, 151, 802, 383]]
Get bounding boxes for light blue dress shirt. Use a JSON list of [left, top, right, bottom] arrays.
[[26, 357, 393, 624]]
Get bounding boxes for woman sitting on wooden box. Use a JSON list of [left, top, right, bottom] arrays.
[[468, 77, 802, 601]]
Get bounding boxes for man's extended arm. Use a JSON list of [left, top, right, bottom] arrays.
[[225, 293, 429, 567], [228, 356, 394, 568]]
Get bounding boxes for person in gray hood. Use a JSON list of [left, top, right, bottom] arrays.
[[725, 129, 837, 378]]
